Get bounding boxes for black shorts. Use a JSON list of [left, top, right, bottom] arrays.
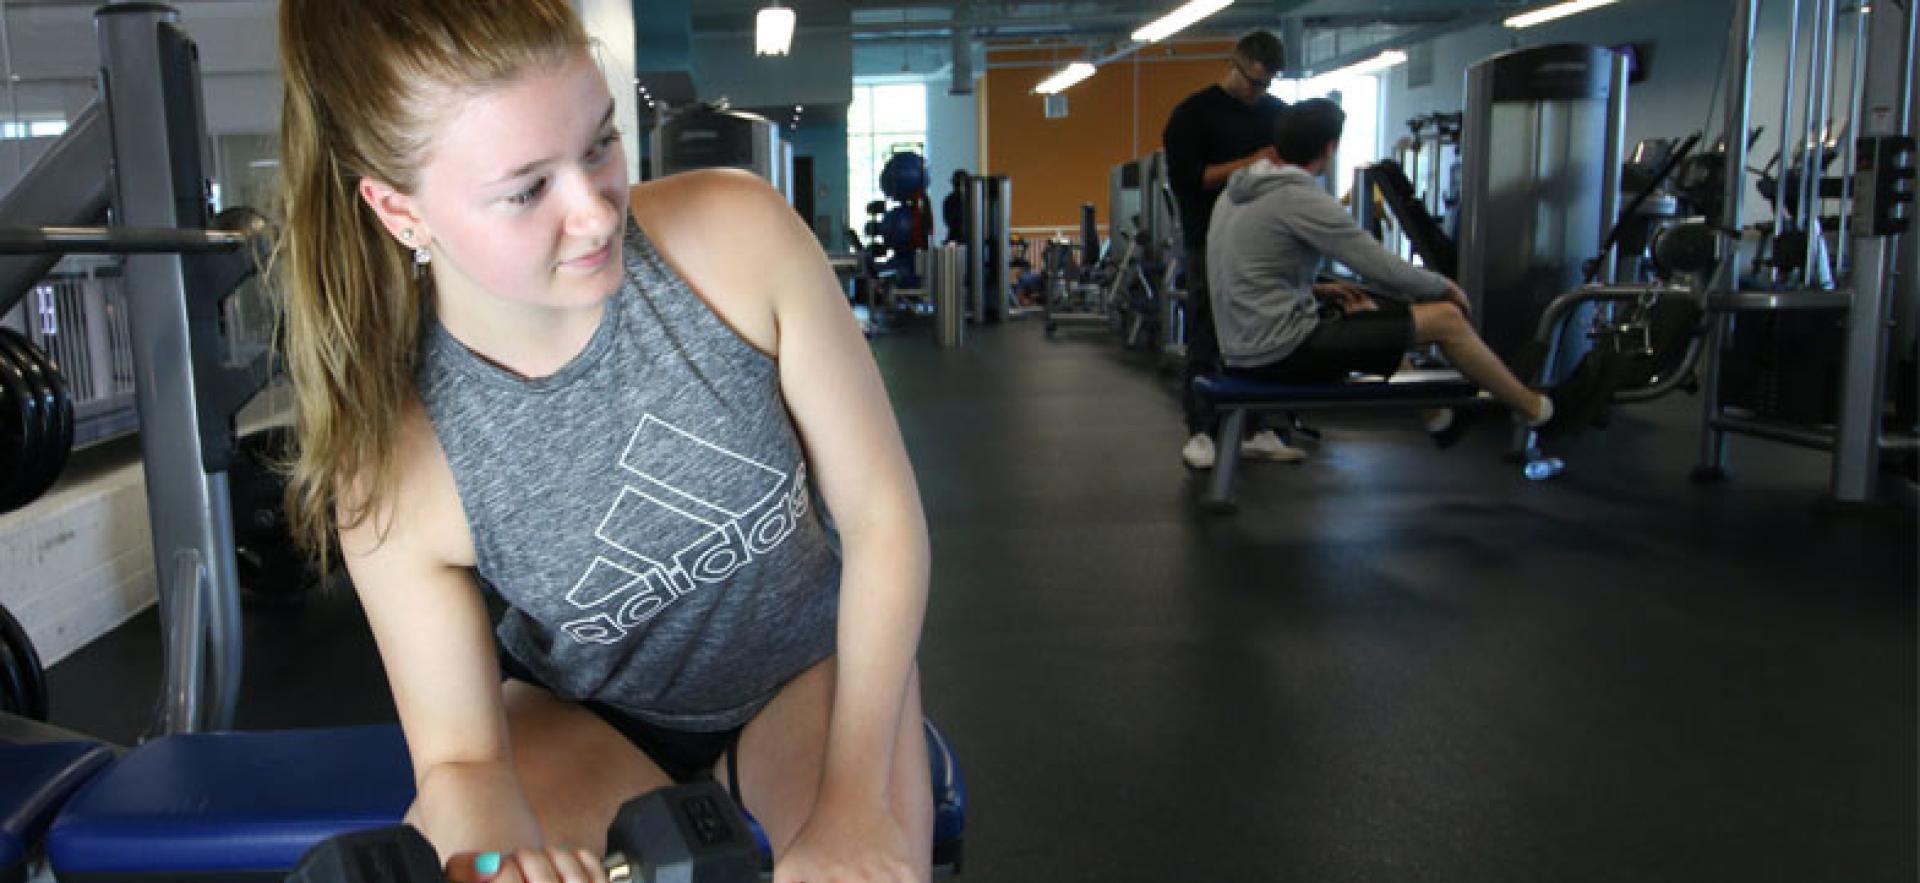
[[498, 651, 745, 792], [1229, 300, 1414, 384]]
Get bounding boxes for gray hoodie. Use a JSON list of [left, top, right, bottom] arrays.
[[1206, 161, 1451, 368]]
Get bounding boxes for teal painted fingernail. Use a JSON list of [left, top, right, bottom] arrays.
[[475, 852, 503, 876]]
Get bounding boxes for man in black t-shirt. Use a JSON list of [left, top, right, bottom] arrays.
[[943, 169, 969, 243], [1163, 29, 1299, 469]]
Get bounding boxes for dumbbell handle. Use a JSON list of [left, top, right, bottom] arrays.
[[290, 784, 755, 883]]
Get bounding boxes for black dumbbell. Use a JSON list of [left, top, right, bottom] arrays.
[[604, 780, 757, 883], [288, 781, 759, 883]]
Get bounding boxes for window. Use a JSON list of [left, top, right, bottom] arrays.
[[0, 119, 67, 141], [848, 79, 927, 234], [1270, 71, 1381, 201]]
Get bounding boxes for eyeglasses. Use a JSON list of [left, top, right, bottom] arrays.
[[1232, 58, 1273, 92]]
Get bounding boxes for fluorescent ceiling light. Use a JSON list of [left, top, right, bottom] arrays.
[[1131, 0, 1235, 44], [1504, 0, 1621, 29], [1034, 62, 1097, 95], [1308, 50, 1408, 87], [756, 4, 795, 56]]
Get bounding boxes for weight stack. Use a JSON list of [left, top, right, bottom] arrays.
[[1720, 311, 1847, 425]]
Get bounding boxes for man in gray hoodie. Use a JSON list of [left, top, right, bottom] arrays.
[[1207, 98, 1572, 442]]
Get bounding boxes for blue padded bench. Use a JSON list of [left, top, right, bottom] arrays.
[[1193, 369, 1491, 512], [46, 721, 966, 880], [1, 740, 114, 883], [47, 725, 415, 883]]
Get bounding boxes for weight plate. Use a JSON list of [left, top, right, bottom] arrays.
[[0, 330, 59, 509], [0, 336, 43, 514], [0, 630, 31, 718], [20, 330, 74, 470], [2, 330, 73, 503], [0, 601, 48, 721]]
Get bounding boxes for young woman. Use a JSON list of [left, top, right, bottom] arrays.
[[276, 3, 932, 882]]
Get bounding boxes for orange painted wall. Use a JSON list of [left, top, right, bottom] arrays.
[[983, 42, 1232, 231]]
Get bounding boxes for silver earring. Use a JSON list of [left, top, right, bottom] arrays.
[[401, 229, 431, 267]]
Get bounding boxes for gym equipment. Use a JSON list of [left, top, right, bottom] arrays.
[[0, 328, 74, 514], [1693, 0, 1916, 503], [0, 603, 48, 722], [650, 103, 792, 202], [0, 740, 115, 883], [37, 719, 964, 879], [1042, 203, 1110, 336], [1100, 153, 1183, 353], [932, 243, 966, 347], [1350, 160, 1457, 278], [288, 782, 758, 883], [964, 174, 1012, 324], [868, 151, 933, 293], [1191, 370, 1524, 512], [1400, 112, 1463, 236], [1458, 44, 1629, 380], [1497, 128, 1714, 466], [0, 333, 45, 514], [0, 2, 279, 737], [44, 725, 417, 879], [226, 426, 319, 606]]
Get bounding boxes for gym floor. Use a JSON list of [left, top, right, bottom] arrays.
[[49, 318, 1916, 882]]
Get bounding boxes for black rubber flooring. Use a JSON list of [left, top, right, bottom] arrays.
[[47, 317, 1917, 882]]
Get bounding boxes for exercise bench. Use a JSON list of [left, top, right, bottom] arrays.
[[1192, 369, 1497, 513], [37, 721, 965, 881]]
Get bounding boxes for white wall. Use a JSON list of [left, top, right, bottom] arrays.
[[925, 79, 980, 234], [576, 0, 641, 183], [694, 29, 854, 108]]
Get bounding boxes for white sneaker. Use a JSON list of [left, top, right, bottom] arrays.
[[1241, 429, 1308, 463], [1181, 433, 1216, 470]]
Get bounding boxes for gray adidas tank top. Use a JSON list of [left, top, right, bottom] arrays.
[[416, 217, 840, 731]]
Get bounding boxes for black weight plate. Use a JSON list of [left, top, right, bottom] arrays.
[[0, 330, 58, 509], [0, 330, 57, 491], [0, 336, 43, 513], [0, 601, 47, 721], [0, 631, 30, 717], [2, 330, 73, 502], [21, 331, 74, 474]]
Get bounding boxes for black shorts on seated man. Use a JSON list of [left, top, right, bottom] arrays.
[[1206, 99, 1589, 445]]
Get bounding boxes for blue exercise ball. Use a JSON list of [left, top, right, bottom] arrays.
[[880, 205, 917, 250], [879, 152, 928, 201]]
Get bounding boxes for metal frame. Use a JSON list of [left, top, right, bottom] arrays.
[[1696, 0, 1915, 503], [97, 4, 247, 735], [1198, 378, 1500, 513], [1, 5, 265, 735]]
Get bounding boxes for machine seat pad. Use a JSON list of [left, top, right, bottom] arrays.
[[0, 740, 114, 869], [1193, 369, 1479, 404], [46, 725, 413, 873]]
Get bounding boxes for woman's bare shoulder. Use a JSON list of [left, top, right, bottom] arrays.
[[627, 170, 799, 352], [336, 397, 476, 572]]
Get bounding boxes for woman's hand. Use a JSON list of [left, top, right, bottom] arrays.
[[773, 795, 919, 883], [446, 847, 609, 883]]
